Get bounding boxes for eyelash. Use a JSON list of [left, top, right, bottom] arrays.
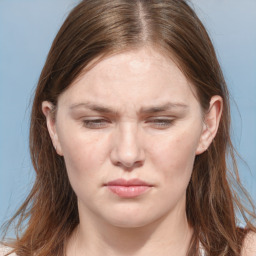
[[147, 119, 174, 128], [82, 119, 109, 129], [82, 118, 175, 129]]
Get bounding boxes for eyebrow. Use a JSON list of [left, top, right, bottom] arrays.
[[141, 102, 188, 113], [69, 101, 188, 114]]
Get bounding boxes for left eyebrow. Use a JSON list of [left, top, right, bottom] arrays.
[[140, 102, 188, 114]]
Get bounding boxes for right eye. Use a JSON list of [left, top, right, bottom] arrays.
[[82, 119, 110, 129]]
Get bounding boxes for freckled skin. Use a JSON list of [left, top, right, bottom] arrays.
[[46, 47, 208, 231]]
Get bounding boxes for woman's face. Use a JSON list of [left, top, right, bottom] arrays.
[[43, 47, 219, 228]]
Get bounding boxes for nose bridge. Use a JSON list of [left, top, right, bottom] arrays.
[[119, 121, 138, 150], [111, 121, 144, 168]]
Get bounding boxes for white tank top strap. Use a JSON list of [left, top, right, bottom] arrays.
[[0, 245, 17, 256], [199, 241, 206, 256]]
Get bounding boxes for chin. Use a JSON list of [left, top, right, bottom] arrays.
[[103, 210, 158, 229], [111, 219, 152, 229]]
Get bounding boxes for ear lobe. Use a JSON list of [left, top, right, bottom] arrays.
[[42, 101, 63, 156], [196, 95, 223, 155]]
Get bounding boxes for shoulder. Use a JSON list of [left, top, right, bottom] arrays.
[[241, 231, 256, 256], [0, 245, 17, 256]]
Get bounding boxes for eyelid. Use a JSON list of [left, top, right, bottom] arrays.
[[82, 118, 111, 129], [146, 116, 175, 121], [145, 117, 175, 129], [81, 116, 176, 129]]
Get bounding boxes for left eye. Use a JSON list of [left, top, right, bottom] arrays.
[[82, 119, 110, 129], [148, 119, 174, 128]]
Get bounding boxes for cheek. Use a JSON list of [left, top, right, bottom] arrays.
[[140, 129, 200, 214], [58, 129, 109, 186], [149, 130, 199, 184]]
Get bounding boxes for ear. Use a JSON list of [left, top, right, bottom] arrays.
[[196, 95, 223, 155], [42, 101, 63, 156]]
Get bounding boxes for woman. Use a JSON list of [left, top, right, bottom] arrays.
[[1, 0, 256, 255]]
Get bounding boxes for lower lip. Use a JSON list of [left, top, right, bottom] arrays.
[[107, 185, 151, 198]]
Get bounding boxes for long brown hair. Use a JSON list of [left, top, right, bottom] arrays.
[[1, 0, 256, 255]]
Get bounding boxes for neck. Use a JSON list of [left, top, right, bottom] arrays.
[[66, 202, 193, 256]]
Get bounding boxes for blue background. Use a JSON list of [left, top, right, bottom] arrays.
[[1, 0, 256, 230]]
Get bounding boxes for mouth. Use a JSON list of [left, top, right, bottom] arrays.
[[104, 178, 153, 198]]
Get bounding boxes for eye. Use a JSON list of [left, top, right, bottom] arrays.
[[147, 118, 174, 129], [82, 119, 110, 129]]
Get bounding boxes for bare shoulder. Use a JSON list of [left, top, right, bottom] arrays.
[[0, 245, 17, 256], [241, 231, 256, 256]]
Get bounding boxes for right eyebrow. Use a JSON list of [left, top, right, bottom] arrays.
[[69, 102, 117, 114]]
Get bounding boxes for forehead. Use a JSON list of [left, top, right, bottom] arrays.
[[81, 47, 186, 85], [58, 47, 199, 110]]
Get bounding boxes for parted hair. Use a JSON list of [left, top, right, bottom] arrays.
[[1, 0, 256, 255]]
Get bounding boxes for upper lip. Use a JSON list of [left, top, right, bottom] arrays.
[[105, 178, 152, 187]]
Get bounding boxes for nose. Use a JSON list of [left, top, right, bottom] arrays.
[[110, 122, 145, 170]]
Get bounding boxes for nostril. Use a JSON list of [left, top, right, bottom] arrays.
[[110, 127, 146, 169], [115, 159, 144, 171]]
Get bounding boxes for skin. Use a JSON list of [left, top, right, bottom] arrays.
[[42, 47, 223, 256]]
